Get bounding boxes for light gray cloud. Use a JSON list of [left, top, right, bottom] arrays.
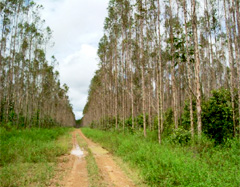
[[36, 0, 108, 119], [59, 44, 99, 116]]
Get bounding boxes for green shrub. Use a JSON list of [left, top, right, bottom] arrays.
[[170, 127, 191, 145], [136, 114, 144, 128], [202, 89, 235, 144], [182, 88, 238, 144], [181, 99, 197, 131], [163, 108, 174, 136], [124, 117, 133, 128]]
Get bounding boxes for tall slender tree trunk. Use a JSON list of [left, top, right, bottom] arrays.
[[139, 0, 146, 137], [157, 0, 164, 143], [224, 0, 236, 136], [231, 0, 240, 137], [114, 39, 118, 130], [236, 0, 240, 136], [129, 26, 134, 129], [169, 0, 178, 129], [183, 0, 194, 137], [192, 0, 202, 136]]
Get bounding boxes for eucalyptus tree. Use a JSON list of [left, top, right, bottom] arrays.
[[0, 0, 75, 128], [183, 0, 194, 137], [157, 0, 164, 143], [223, 0, 237, 136], [230, 0, 240, 135], [105, 1, 121, 129], [191, 0, 202, 136], [83, 0, 239, 139], [135, 0, 147, 136]]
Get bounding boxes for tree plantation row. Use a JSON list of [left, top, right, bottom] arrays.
[[83, 0, 240, 143], [0, 1, 75, 128]]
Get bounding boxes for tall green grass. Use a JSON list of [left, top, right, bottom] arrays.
[[0, 127, 73, 186], [82, 128, 240, 187]]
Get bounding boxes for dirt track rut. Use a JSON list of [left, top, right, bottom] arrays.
[[77, 129, 135, 187], [51, 129, 135, 187]]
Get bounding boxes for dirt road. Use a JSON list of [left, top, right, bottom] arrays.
[[51, 129, 135, 187]]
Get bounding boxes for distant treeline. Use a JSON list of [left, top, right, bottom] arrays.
[[0, 0, 75, 128], [83, 0, 240, 143]]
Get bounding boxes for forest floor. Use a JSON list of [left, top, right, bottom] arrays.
[[51, 129, 136, 187]]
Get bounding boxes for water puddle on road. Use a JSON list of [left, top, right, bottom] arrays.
[[71, 144, 84, 158]]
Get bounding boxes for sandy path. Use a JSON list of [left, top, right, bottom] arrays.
[[77, 129, 135, 187], [65, 131, 89, 187], [50, 131, 89, 187]]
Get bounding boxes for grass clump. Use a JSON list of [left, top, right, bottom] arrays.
[[81, 128, 240, 187], [0, 127, 73, 187]]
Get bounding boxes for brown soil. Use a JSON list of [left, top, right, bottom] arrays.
[[50, 129, 135, 187], [49, 131, 88, 187], [77, 129, 135, 187]]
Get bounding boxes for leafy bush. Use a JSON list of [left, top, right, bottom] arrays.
[[202, 89, 235, 144], [182, 88, 238, 144], [181, 99, 197, 130], [124, 117, 133, 128], [163, 108, 174, 135], [171, 127, 191, 145], [136, 114, 144, 128]]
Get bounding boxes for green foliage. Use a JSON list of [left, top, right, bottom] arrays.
[[90, 121, 97, 128], [133, 114, 144, 128], [124, 116, 133, 128], [163, 108, 174, 135], [1, 122, 13, 131], [0, 127, 72, 186], [181, 99, 197, 130], [202, 89, 236, 144], [82, 128, 240, 187], [170, 127, 191, 145], [76, 118, 82, 125], [182, 88, 238, 144]]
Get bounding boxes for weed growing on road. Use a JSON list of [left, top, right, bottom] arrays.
[[76, 133, 105, 187]]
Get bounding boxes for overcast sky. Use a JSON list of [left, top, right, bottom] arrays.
[[36, 0, 109, 119]]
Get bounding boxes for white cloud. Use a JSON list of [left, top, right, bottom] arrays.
[[59, 44, 99, 117], [36, 0, 108, 119]]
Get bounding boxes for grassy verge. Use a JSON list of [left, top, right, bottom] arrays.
[[81, 128, 240, 187], [0, 127, 73, 187], [76, 133, 105, 187], [112, 155, 147, 187]]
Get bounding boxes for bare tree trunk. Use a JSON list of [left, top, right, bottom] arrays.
[[183, 0, 194, 137], [169, 0, 178, 129], [224, 0, 236, 136], [114, 39, 118, 130], [157, 0, 164, 143], [139, 0, 146, 137], [236, 0, 240, 136], [231, 0, 240, 137], [129, 29, 134, 129], [192, 0, 202, 136]]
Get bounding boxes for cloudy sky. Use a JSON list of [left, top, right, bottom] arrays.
[[36, 0, 109, 119]]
